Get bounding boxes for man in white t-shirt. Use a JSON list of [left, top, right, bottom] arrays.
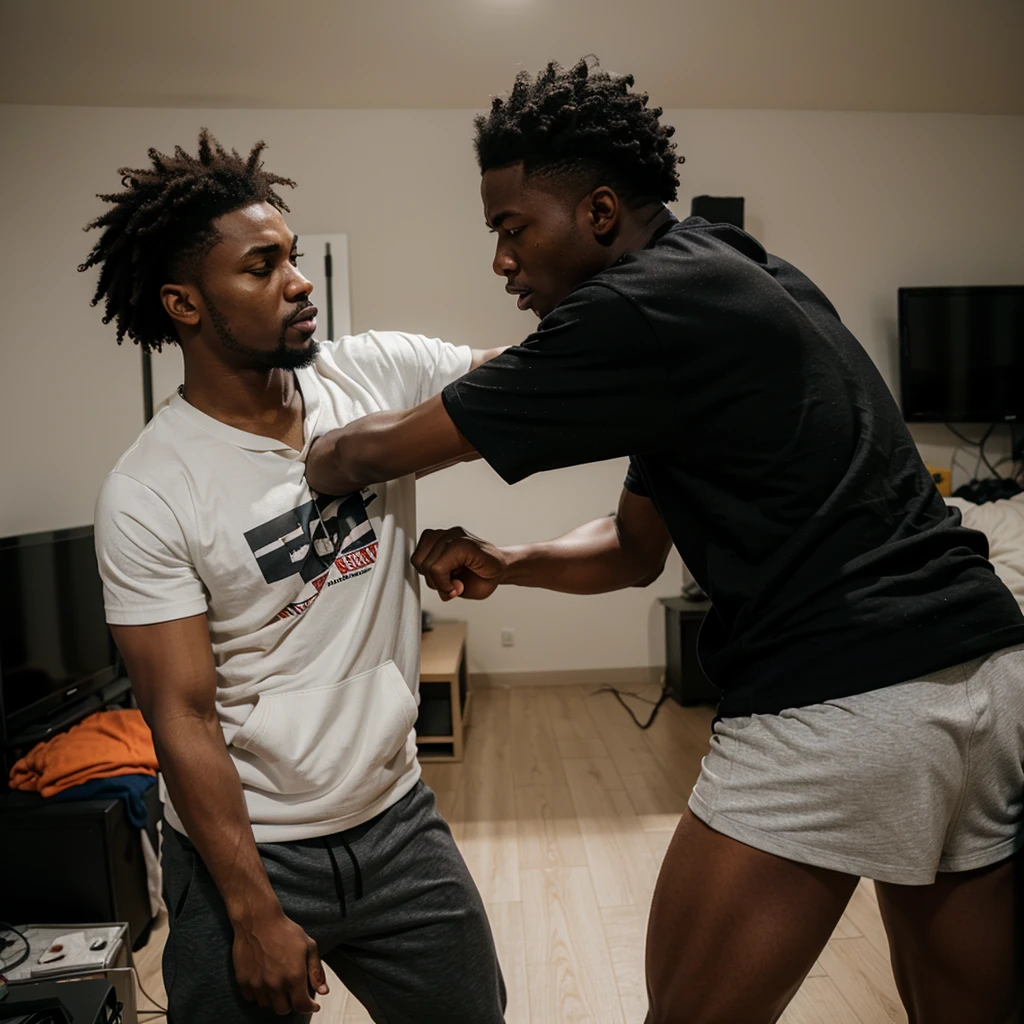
[[81, 131, 507, 1023]]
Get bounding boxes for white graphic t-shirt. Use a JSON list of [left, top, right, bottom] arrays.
[[94, 333, 471, 842]]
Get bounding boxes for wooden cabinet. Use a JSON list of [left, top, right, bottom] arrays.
[[416, 622, 471, 762]]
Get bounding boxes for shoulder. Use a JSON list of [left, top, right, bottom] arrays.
[[612, 219, 769, 290], [522, 279, 664, 369], [96, 408, 199, 539], [104, 403, 193, 487], [315, 331, 435, 383], [318, 331, 446, 366], [316, 331, 469, 407], [537, 280, 651, 336], [95, 466, 183, 539]]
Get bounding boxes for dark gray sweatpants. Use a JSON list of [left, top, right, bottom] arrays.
[[161, 781, 506, 1023]]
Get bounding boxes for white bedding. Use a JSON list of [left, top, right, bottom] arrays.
[[947, 493, 1024, 610]]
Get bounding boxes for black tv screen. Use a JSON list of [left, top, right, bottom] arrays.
[[898, 286, 1024, 423], [0, 526, 116, 737]]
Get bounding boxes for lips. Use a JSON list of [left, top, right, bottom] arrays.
[[505, 285, 532, 311], [288, 304, 318, 335]]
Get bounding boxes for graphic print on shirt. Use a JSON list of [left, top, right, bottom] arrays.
[[243, 488, 380, 621]]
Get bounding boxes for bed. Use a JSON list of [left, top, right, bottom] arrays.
[[947, 493, 1024, 611]]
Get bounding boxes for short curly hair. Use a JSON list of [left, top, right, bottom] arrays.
[[474, 57, 681, 204], [78, 128, 295, 352]]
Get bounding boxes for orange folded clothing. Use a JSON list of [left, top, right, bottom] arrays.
[[9, 708, 158, 798]]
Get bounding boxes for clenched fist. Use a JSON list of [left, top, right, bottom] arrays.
[[411, 527, 508, 601]]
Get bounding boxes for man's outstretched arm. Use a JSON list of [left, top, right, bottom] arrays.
[[306, 393, 474, 495], [304, 343, 507, 495], [411, 487, 673, 601]]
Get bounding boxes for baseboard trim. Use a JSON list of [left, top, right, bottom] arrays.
[[471, 666, 664, 689]]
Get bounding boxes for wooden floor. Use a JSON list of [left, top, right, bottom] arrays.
[[135, 685, 908, 1023]]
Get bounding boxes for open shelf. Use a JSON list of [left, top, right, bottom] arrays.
[[415, 622, 470, 762]]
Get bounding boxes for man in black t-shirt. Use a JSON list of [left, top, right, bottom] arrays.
[[308, 60, 1024, 1023]]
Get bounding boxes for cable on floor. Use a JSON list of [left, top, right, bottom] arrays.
[[591, 682, 671, 730]]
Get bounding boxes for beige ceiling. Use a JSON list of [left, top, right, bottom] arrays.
[[2, 0, 1022, 114]]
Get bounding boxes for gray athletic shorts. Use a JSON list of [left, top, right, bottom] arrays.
[[689, 644, 1024, 885]]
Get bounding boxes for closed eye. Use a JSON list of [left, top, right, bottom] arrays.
[[248, 251, 304, 276]]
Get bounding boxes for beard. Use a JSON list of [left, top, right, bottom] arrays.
[[202, 293, 320, 371]]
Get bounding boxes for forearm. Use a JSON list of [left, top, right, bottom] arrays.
[[306, 394, 475, 495], [501, 516, 659, 594], [154, 714, 281, 926], [312, 412, 408, 494]]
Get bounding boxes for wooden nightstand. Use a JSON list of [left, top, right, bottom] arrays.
[[416, 621, 471, 762]]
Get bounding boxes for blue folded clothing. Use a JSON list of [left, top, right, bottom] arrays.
[[50, 773, 157, 828]]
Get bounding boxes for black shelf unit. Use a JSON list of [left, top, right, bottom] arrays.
[[659, 597, 720, 706]]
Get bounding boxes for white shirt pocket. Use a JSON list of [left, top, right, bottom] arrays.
[[229, 661, 417, 807]]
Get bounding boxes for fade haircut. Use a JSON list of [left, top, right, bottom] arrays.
[[78, 128, 295, 352], [473, 57, 681, 205]]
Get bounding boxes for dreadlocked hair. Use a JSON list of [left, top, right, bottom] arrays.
[[78, 128, 296, 352], [474, 57, 681, 205]]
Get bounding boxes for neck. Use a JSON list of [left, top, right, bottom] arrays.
[[609, 203, 673, 262], [179, 351, 302, 439]]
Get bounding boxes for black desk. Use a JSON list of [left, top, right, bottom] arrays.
[[659, 597, 720, 706]]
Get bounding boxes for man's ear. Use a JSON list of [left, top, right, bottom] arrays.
[[160, 283, 201, 328], [587, 186, 621, 240]]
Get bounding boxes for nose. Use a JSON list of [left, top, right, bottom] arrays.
[[492, 242, 518, 279], [286, 264, 314, 300]]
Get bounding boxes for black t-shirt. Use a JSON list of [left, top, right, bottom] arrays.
[[442, 216, 1024, 716]]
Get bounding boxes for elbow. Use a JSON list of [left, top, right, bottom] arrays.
[[147, 705, 220, 767], [336, 434, 380, 492], [631, 556, 668, 589], [632, 571, 664, 589], [154, 703, 221, 737]]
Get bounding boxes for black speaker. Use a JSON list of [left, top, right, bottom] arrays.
[[662, 598, 720, 705], [691, 195, 744, 230], [0, 793, 157, 948]]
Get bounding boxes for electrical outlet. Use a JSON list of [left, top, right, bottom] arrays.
[[501, 628, 515, 647]]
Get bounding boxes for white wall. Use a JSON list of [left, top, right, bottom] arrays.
[[1, 105, 1022, 674]]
